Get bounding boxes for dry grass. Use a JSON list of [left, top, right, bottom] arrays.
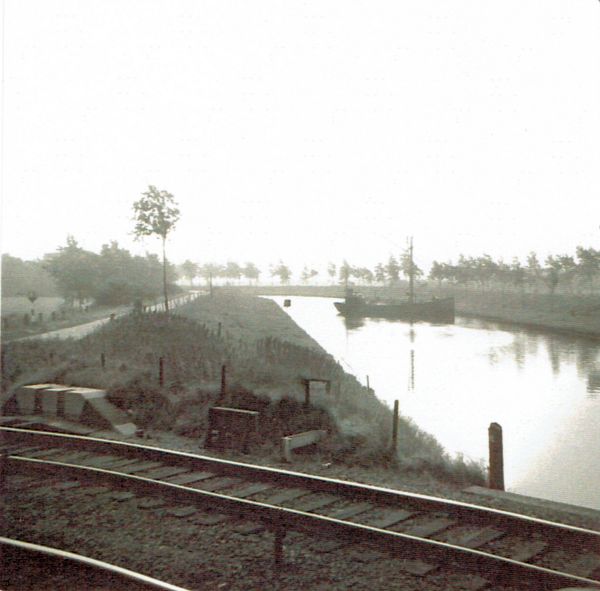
[[1, 292, 485, 485]]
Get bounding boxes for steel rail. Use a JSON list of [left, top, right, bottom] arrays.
[[0, 536, 192, 591], [6, 455, 600, 590], [2, 426, 599, 541]]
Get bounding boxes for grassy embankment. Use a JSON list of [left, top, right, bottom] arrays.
[[230, 284, 600, 338], [1, 291, 484, 485]]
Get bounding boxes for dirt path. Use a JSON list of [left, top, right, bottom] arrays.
[[13, 293, 200, 342]]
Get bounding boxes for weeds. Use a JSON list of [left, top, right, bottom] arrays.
[[1, 292, 485, 485]]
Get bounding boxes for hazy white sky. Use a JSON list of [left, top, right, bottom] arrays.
[[1, 1, 599, 274]]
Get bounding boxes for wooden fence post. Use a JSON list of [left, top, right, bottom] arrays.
[[488, 422, 505, 490], [159, 357, 164, 387], [273, 527, 286, 572], [220, 365, 227, 398], [303, 379, 311, 408], [391, 400, 399, 451]]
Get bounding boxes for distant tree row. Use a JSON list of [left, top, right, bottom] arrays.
[[429, 247, 600, 295], [178, 260, 262, 286], [42, 237, 177, 306], [327, 246, 423, 287]]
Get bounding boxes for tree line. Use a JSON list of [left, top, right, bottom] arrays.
[[42, 237, 178, 306], [429, 247, 600, 295]]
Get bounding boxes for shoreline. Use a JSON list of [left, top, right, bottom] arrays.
[[6, 285, 600, 343], [456, 309, 600, 341], [219, 285, 600, 340]]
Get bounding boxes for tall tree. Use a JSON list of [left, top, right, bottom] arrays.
[[180, 260, 199, 288], [271, 261, 291, 285], [385, 256, 400, 284], [43, 236, 99, 306], [132, 186, 180, 312], [242, 262, 260, 285], [338, 260, 351, 286]]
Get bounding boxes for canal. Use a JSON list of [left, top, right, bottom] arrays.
[[267, 295, 600, 510]]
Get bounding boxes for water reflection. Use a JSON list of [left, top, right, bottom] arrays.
[[587, 370, 600, 397], [342, 316, 366, 331], [270, 296, 600, 509]]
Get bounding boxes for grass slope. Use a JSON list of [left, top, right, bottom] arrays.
[[1, 292, 484, 485]]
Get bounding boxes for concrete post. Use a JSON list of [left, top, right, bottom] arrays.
[[488, 422, 505, 490]]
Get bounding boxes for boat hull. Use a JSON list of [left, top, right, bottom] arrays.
[[334, 297, 455, 323]]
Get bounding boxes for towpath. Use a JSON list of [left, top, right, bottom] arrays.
[[13, 293, 200, 342]]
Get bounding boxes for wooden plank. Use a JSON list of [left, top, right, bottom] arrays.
[[44, 451, 94, 464], [1, 445, 44, 455], [293, 494, 339, 513], [504, 539, 547, 562], [77, 455, 121, 467], [401, 517, 456, 538], [136, 466, 189, 480], [21, 448, 64, 459], [363, 509, 414, 529], [190, 476, 242, 492], [441, 526, 504, 549], [228, 482, 274, 499], [89, 458, 141, 470], [166, 506, 198, 518], [235, 522, 265, 535], [325, 502, 373, 520], [137, 497, 166, 510], [264, 488, 312, 505], [164, 471, 216, 485], [190, 512, 229, 526], [117, 461, 163, 474], [395, 559, 438, 577], [111, 491, 135, 502]]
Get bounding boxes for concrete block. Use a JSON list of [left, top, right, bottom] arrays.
[[64, 387, 105, 420], [41, 386, 72, 417], [281, 429, 326, 462], [85, 397, 137, 436], [15, 384, 56, 415]]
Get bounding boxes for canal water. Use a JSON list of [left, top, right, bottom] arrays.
[[267, 295, 600, 510]]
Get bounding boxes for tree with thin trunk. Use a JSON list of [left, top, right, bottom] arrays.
[[132, 186, 180, 312], [181, 259, 199, 288]]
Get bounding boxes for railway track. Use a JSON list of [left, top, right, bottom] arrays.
[[0, 537, 191, 591], [2, 426, 599, 590]]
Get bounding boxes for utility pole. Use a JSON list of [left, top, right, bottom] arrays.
[[408, 236, 415, 304]]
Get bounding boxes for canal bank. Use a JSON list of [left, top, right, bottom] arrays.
[[225, 285, 600, 340], [0, 292, 484, 488]]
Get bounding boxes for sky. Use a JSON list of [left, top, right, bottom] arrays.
[[1, 1, 599, 276]]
